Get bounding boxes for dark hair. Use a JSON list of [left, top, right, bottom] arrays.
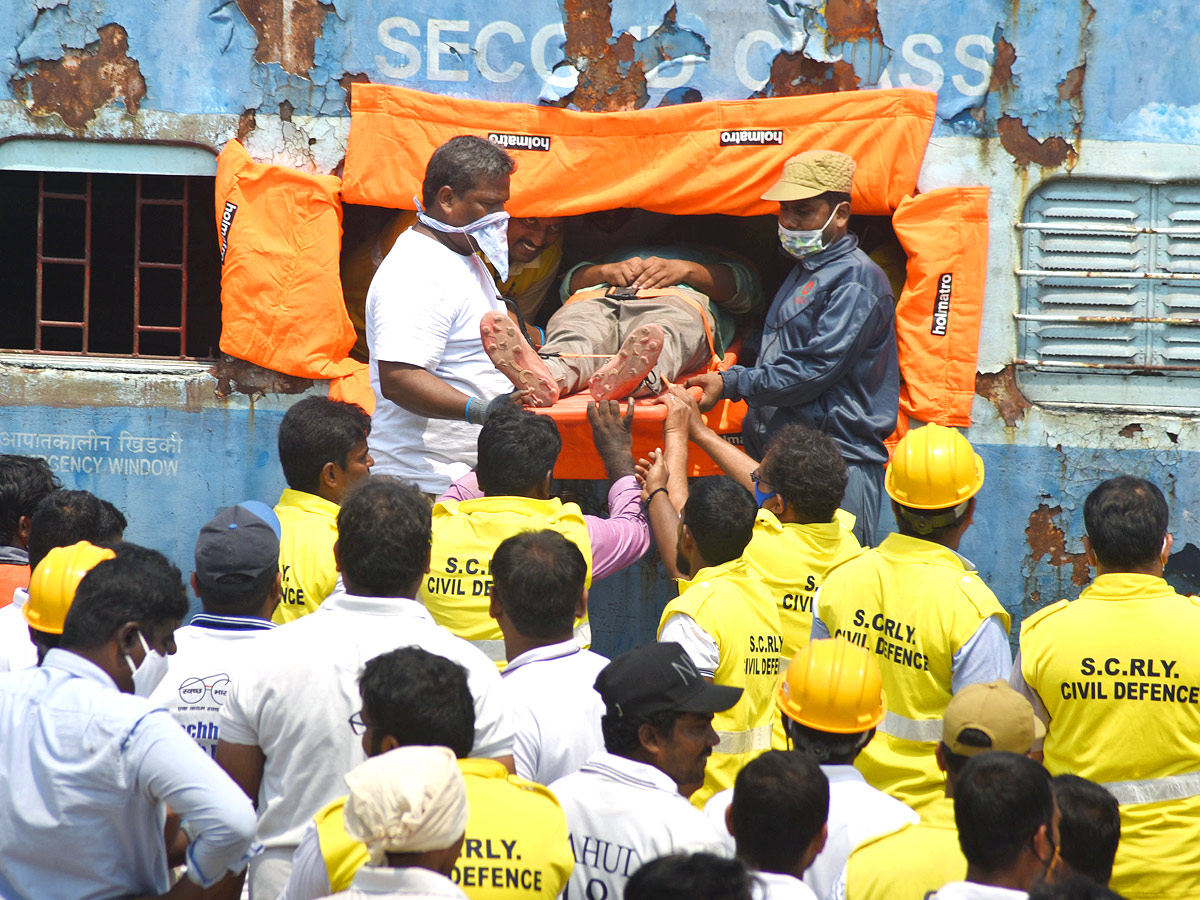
[[682, 476, 757, 566], [785, 717, 872, 765], [491, 530, 585, 639], [277, 397, 371, 495], [1054, 774, 1121, 885], [939, 727, 995, 777], [601, 708, 680, 758], [200, 571, 277, 617], [28, 490, 126, 569], [1027, 876, 1128, 900], [955, 752, 1055, 874], [476, 406, 561, 496], [1083, 476, 1168, 570], [421, 135, 515, 210], [626, 853, 753, 900], [760, 425, 847, 523], [60, 543, 188, 649], [359, 647, 475, 759], [818, 191, 852, 211], [336, 477, 431, 597], [0, 456, 61, 546], [731, 751, 829, 873]]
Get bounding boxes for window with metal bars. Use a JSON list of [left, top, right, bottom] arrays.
[[1016, 179, 1200, 409], [0, 170, 221, 359]]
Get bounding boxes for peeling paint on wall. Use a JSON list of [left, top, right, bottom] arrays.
[[10, 23, 145, 129], [974, 365, 1031, 427], [1025, 503, 1090, 587], [996, 113, 1076, 168]]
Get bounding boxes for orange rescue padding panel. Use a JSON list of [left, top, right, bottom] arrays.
[[215, 140, 365, 389], [891, 187, 991, 428], [343, 85, 937, 218], [539, 396, 748, 481]]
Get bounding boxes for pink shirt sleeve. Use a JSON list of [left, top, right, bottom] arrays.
[[439, 471, 482, 503], [587, 475, 650, 579]]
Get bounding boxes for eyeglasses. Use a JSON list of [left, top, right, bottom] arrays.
[[750, 469, 778, 505], [348, 710, 368, 735]]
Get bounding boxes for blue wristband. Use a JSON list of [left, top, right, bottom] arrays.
[[464, 397, 474, 422]]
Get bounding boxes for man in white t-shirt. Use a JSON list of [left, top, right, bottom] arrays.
[[217, 477, 515, 899], [728, 751, 828, 900], [928, 753, 1059, 900], [492, 530, 608, 784], [150, 501, 281, 757], [365, 135, 517, 494], [550, 642, 737, 900], [706, 638, 918, 899]]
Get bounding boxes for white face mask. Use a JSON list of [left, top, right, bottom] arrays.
[[124, 631, 169, 697], [778, 203, 842, 260], [414, 195, 511, 280]]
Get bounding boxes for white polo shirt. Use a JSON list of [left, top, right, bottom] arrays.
[[930, 883, 1028, 900], [754, 871, 819, 900], [149, 613, 276, 758], [550, 751, 726, 900], [220, 591, 514, 897], [0, 591, 35, 673], [500, 638, 608, 785], [706, 763, 918, 900]]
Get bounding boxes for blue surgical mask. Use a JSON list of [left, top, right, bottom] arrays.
[[414, 195, 511, 280], [778, 204, 842, 260]]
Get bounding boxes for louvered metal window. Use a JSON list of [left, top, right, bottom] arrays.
[[1016, 180, 1200, 408]]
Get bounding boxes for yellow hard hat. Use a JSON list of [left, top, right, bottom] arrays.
[[885, 423, 984, 510], [25, 541, 115, 635], [776, 637, 886, 734]]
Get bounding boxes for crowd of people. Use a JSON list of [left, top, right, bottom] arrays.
[[0, 134, 1194, 900]]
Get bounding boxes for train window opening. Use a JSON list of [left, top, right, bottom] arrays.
[[0, 169, 222, 360]]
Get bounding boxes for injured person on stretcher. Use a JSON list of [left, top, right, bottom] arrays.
[[481, 244, 762, 405]]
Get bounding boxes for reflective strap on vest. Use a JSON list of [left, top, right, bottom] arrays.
[[877, 711, 943, 743], [472, 640, 507, 663], [715, 724, 773, 756], [1101, 771, 1200, 806]]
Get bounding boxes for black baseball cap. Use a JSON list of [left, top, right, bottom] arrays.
[[194, 501, 281, 601], [595, 642, 743, 718]]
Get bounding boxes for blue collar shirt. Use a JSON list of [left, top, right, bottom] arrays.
[[0, 648, 257, 900]]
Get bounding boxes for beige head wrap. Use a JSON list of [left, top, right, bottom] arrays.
[[342, 745, 468, 862]]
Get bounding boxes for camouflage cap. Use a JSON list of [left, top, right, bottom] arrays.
[[762, 149, 857, 202]]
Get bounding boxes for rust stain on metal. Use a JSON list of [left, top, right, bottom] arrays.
[[278, 98, 294, 122], [236, 0, 332, 76], [824, 0, 884, 43], [237, 108, 257, 141], [1026, 504, 1090, 587], [761, 52, 859, 97], [11, 24, 146, 130], [1118, 423, 1143, 438], [974, 365, 1032, 427], [211, 356, 312, 399], [988, 37, 1016, 91], [1057, 64, 1086, 101], [340, 71, 370, 108], [997, 115, 1077, 168], [562, 0, 647, 111]]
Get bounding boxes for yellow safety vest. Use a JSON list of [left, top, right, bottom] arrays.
[[315, 759, 574, 898], [658, 558, 783, 809], [420, 496, 593, 666], [1020, 573, 1200, 900], [818, 533, 1009, 810], [742, 508, 861, 750], [843, 795, 964, 900], [273, 488, 340, 624]]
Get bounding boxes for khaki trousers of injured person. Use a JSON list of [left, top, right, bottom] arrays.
[[541, 290, 714, 396]]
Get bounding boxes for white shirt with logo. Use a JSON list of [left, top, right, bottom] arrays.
[[501, 638, 608, 785], [366, 228, 511, 494], [706, 763, 918, 900], [550, 751, 726, 900], [148, 613, 276, 757]]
